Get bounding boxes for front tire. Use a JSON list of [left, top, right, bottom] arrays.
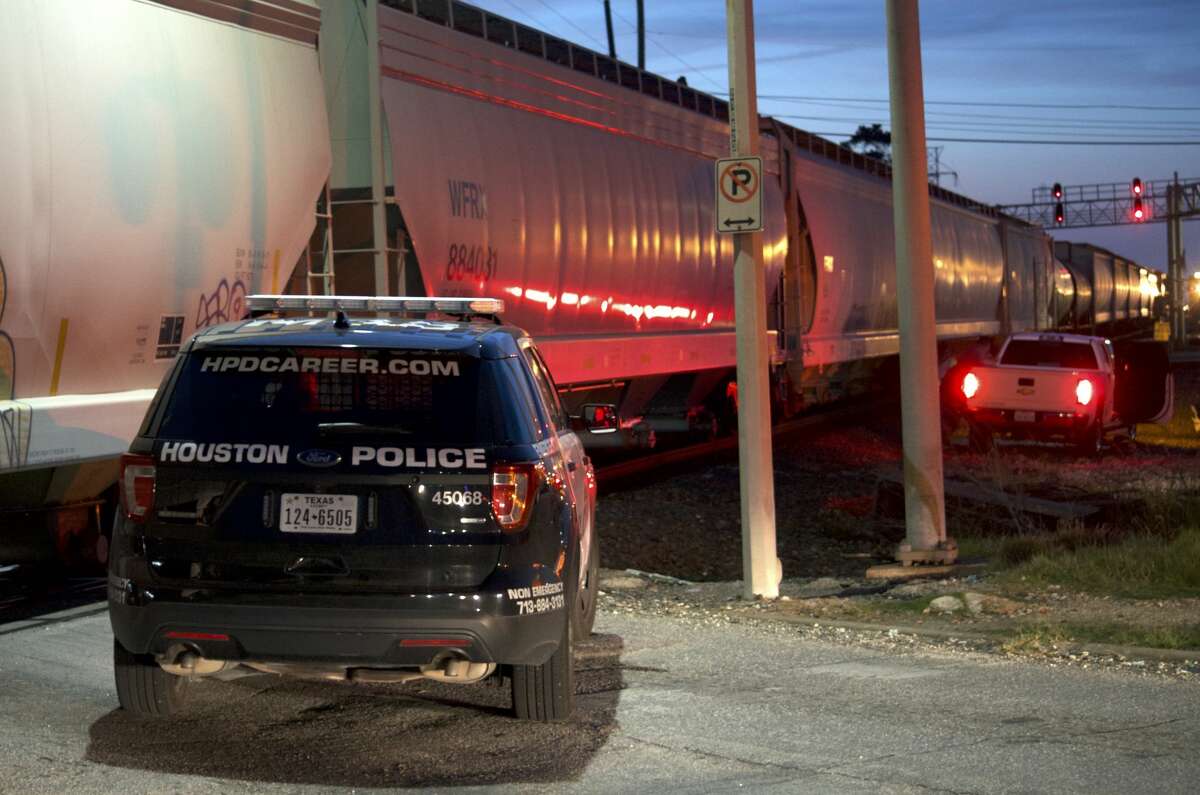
[[113, 638, 189, 717], [511, 617, 574, 722]]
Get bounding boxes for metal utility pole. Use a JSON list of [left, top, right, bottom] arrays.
[[636, 0, 646, 70], [603, 0, 617, 59], [1167, 173, 1188, 346], [366, 0, 389, 296], [885, 0, 954, 565], [725, 0, 779, 599]]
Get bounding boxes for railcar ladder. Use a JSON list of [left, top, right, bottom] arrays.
[[306, 181, 335, 296]]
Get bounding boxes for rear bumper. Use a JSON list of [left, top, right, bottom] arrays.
[[108, 576, 564, 667], [967, 407, 1093, 436]]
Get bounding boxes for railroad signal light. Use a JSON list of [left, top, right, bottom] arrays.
[[1055, 202, 1065, 225], [1052, 182, 1063, 200], [1131, 177, 1143, 196], [1133, 196, 1145, 221]]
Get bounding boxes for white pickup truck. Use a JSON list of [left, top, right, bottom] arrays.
[[945, 332, 1172, 455]]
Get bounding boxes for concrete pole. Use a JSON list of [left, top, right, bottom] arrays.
[[885, 0, 954, 565], [366, 0, 389, 297], [726, 0, 779, 599]]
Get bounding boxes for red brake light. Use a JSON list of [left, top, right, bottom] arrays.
[[120, 453, 157, 522], [491, 463, 541, 532], [1075, 378, 1094, 406], [961, 371, 980, 400]]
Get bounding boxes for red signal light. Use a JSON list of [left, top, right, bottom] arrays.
[[1131, 177, 1143, 196], [1133, 196, 1145, 221], [1054, 203, 1065, 225], [1052, 182, 1063, 200], [961, 371, 980, 400], [1075, 378, 1094, 407]]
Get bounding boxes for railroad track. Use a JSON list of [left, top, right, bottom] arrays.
[[597, 396, 896, 489], [0, 567, 106, 624]]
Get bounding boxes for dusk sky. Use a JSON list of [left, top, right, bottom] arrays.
[[478, 1, 1199, 272]]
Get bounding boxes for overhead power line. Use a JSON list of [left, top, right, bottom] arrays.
[[607, 5, 725, 91], [808, 133, 1200, 146], [748, 94, 1200, 112]]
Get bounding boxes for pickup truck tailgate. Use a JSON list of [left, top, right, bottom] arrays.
[[970, 367, 1086, 413]]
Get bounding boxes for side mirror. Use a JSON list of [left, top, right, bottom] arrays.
[[580, 404, 619, 434]]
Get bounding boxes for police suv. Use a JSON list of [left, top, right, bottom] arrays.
[[108, 296, 598, 722]]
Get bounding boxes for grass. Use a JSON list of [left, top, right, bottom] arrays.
[[996, 527, 1200, 599], [1059, 622, 1200, 651]]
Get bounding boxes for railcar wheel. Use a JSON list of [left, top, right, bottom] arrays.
[[511, 616, 574, 722], [113, 638, 189, 717]]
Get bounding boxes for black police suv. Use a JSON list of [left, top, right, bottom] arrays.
[[108, 296, 598, 721]]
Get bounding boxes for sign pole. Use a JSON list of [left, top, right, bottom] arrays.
[[885, 0, 954, 565], [725, 0, 779, 599]]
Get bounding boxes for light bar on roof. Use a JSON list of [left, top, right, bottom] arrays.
[[246, 295, 504, 315]]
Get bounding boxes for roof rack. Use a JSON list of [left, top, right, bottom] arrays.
[[246, 295, 504, 317]]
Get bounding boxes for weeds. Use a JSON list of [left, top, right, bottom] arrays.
[[998, 527, 1200, 599], [1001, 624, 1068, 654]]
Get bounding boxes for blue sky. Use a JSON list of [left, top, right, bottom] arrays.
[[475, 1, 1199, 271]]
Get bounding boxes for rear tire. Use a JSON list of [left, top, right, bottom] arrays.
[[113, 638, 188, 717], [1074, 423, 1103, 457], [968, 424, 994, 453], [511, 617, 574, 722], [573, 526, 600, 638]]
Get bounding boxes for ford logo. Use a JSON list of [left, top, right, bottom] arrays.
[[297, 449, 341, 468]]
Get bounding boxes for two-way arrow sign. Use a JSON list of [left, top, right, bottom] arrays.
[[723, 217, 756, 227]]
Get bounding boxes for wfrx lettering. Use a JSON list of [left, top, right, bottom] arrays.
[[448, 179, 487, 219]]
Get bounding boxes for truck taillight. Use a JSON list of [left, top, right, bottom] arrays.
[[961, 371, 980, 400], [491, 463, 540, 532], [119, 453, 156, 522], [1075, 378, 1094, 406]]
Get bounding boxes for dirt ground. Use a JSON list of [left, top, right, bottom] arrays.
[[595, 361, 1200, 654]]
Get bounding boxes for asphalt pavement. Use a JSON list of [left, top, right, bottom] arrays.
[[1, 602, 1197, 794]]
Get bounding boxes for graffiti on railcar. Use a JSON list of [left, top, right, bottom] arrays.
[[196, 278, 247, 330]]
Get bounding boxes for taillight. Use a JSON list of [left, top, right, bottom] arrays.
[[119, 453, 156, 522], [961, 371, 980, 400], [491, 463, 541, 532], [1075, 378, 1094, 406]]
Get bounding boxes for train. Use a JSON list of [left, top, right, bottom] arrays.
[[0, 0, 1164, 565]]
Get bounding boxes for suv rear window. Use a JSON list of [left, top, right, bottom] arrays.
[[1000, 340, 1098, 370], [158, 348, 523, 445]]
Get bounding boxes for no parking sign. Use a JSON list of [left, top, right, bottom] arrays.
[[715, 156, 763, 234]]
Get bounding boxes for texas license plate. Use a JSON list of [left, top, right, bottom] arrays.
[[1014, 411, 1036, 423], [280, 493, 358, 534]]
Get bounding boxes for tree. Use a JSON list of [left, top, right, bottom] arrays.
[[846, 123, 892, 162]]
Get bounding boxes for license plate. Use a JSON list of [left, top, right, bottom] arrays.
[[280, 493, 358, 534], [1014, 411, 1036, 423]]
